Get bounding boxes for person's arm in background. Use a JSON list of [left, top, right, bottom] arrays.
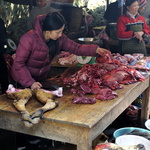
[[58, 34, 110, 57], [117, 17, 143, 42], [133, 16, 150, 42], [141, 16, 150, 35], [116, 16, 133, 39]]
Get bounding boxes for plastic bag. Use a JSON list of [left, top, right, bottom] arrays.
[[95, 29, 109, 41]]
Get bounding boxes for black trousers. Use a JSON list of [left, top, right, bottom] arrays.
[[0, 55, 9, 94]]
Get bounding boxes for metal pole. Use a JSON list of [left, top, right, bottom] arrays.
[[106, 0, 109, 8], [29, 0, 34, 10]]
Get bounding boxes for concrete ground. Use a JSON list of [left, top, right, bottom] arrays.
[[0, 129, 77, 150]]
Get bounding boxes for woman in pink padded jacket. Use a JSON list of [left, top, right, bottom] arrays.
[[11, 12, 110, 90]]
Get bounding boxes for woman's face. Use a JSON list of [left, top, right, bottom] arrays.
[[127, 1, 139, 15], [44, 25, 65, 41], [36, 0, 47, 8]]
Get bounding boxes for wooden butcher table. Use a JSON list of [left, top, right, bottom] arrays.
[[0, 74, 150, 150]]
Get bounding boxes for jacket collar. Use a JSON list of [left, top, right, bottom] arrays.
[[126, 11, 140, 18]]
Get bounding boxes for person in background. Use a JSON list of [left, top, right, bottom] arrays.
[[116, 0, 150, 55], [11, 12, 110, 90], [27, 0, 59, 31], [138, 0, 147, 14], [104, 0, 126, 37], [140, 0, 150, 23], [0, 5, 9, 94]]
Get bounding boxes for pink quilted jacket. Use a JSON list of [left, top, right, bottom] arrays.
[[11, 15, 98, 88]]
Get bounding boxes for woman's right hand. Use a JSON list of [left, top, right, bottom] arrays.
[[96, 47, 111, 56], [31, 82, 42, 90]]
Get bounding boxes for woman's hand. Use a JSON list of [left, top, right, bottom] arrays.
[[133, 31, 144, 42], [96, 47, 111, 56], [134, 31, 144, 37], [31, 82, 42, 90]]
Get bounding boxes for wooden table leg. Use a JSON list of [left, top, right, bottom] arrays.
[[76, 142, 92, 150], [76, 128, 93, 150], [141, 84, 150, 127]]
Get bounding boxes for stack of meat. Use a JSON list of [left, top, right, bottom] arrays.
[[112, 53, 144, 65], [62, 53, 145, 104]]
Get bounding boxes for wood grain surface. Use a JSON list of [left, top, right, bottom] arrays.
[[0, 74, 149, 150]]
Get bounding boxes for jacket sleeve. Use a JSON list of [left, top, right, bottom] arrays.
[[116, 16, 133, 39], [141, 16, 150, 35], [11, 35, 35, 88], [58, 34, 99, 56]]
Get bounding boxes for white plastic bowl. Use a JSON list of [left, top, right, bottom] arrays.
[[115, 135, 150, 150], [145, 119, 150, 130]]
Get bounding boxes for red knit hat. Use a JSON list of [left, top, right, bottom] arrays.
[[138, 0, 147, 8]]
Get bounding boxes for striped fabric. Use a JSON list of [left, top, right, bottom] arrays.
[[138, 0, 147, 8]]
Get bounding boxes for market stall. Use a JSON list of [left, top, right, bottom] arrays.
[[0, 69, 149, 150]]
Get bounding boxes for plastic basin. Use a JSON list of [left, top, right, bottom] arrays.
[[113, 127, 150, 138], [115, 135, 150, 150]]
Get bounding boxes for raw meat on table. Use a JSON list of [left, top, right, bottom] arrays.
[[62, 53, 145, 102], [72, 96, 96, 104]]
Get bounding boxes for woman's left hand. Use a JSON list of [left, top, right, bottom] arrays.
[[31, 82, 42, 90], [134, 31, 144, 37], [133, 31, 144, 42], [96, 47, 111, 56]]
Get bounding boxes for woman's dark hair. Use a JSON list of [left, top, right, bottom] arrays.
[[125, 0, 138, 7], [42, 12, 66, 59], [42, 12, 66, 31]]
